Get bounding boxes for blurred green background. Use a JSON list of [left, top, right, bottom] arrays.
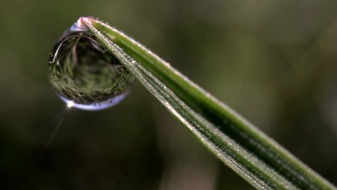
[[1, 0, 337, 189]]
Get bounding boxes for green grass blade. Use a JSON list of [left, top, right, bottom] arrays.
[[82, 17, 336, 190]]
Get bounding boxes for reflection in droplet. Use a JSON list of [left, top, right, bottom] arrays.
[[49, 18, 135, 110]]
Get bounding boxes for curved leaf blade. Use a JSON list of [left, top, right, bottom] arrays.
[[82, 17, 336, 190]]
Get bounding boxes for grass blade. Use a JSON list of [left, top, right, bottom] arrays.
[[82, 17, 336, 190]]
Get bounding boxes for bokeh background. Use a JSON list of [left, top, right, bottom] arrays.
[[1, 0, 337, 189]]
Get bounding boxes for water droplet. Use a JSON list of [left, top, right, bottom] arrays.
[[49, 18, 135, 110]]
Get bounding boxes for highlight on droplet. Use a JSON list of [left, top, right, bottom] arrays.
[[66, 100, 75, 108]]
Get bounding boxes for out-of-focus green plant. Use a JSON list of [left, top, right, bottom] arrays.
[[82, 17, 336, 190]]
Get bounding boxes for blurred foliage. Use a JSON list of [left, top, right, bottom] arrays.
[[0, 0, 337, 189]]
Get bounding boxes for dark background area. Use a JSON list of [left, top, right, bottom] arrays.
[[1, 0, 337, 189]]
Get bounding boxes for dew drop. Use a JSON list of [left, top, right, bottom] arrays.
[[49, 18, 135, 111]]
